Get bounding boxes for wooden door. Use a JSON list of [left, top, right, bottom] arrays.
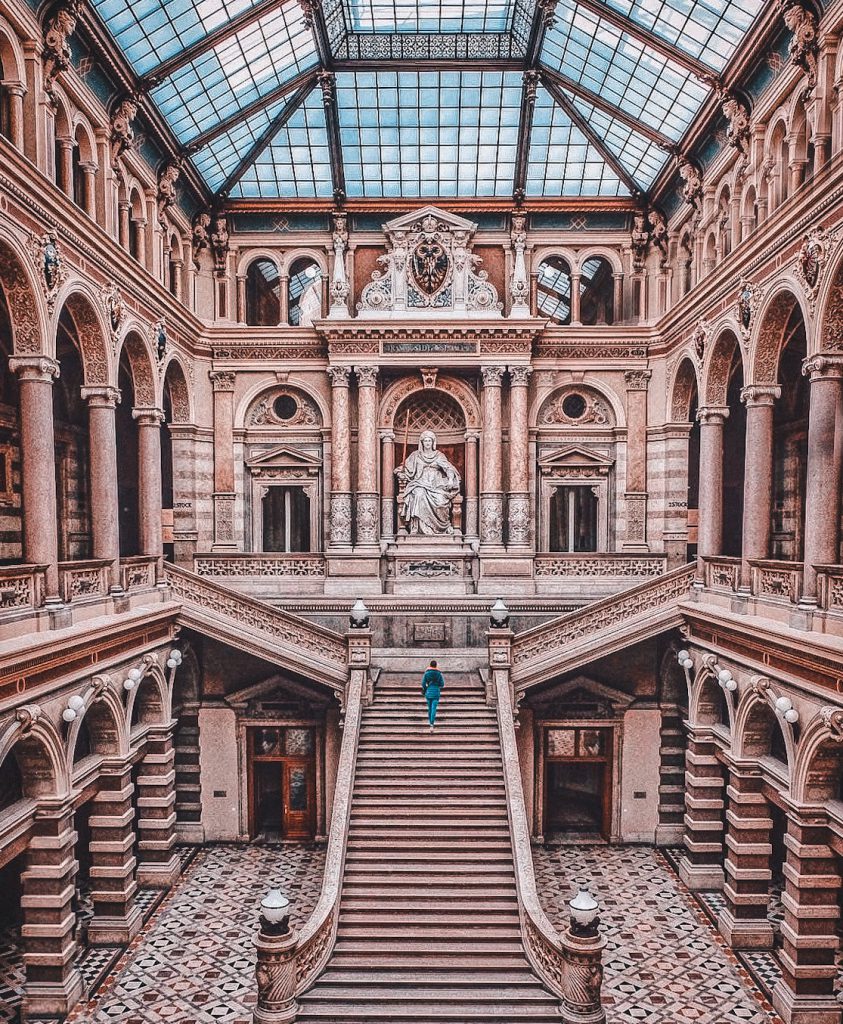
[[282, 759, 315, 839]]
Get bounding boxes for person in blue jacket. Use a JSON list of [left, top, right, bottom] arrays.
[[421, 660, 445, 731]]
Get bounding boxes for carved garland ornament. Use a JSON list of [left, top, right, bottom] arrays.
[[540, 387, 613, 427], [248, 389, 321, 427]]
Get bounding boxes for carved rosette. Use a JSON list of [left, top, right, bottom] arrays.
[[356, 495, 379, 545], [480, 496, 504, 545], [507, 496, 530, 546], [330, 494, 352, 546]]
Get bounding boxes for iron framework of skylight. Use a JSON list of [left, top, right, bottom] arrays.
[[87, 0, 767, 203]]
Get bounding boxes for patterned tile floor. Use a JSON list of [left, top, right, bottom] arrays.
[[534, 845, 782, 1023]]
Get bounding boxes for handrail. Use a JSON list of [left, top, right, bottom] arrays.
[[163, 563, 347, 685], [492, 659, 567, 1000], [294, 666, 363, 994], [511, 562, 696, 684]]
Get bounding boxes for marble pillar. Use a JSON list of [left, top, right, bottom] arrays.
[[118, 200, 131, 251], [134, 407, 165, 576], [465, 431, 480, 542], [7, 84, 24, 151], [380, 431, 395, 542], [82, 385, 122, 591], [480, 366, 505, 546], [800, 355, 843, 605], [570, 272, 582, 325], [56, 138, 74, 197], [507, 365, 532, 547], [739, 385, 780, 589], [328, 366, 352, 547], [623, 369, 652, 550], [210, 371, 237, 550], [9, 356, 60, 601], [354, 365, 379, 547], [236, 275, 246, 324], [696, 407, 729, 561]]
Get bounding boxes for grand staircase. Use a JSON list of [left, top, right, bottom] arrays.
[[297, 668, 560, 1022]]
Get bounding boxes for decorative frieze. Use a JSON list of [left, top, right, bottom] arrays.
[[534, 556, 666, 578], [195, 556, 326, 578]]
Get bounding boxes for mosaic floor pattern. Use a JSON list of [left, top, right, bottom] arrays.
[[533, 845, 781, 1024]]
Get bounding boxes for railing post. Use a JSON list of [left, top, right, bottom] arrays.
[[487, 626, 513, 706], [346, 626, 372, 705], [253, 896, 298, 1024], [559, 909, 607, 1024]]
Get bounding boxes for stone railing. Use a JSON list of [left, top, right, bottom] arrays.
[[816, 565, 843, 612], [193, 553, 326, 578], [748, 559, 803, 604], [701, 555, 741, 592], [511, 563, 696, 687], [0, 564, 47, 612], [58, 559, 111, 603], [163, 563, 348, 687], [534, 553, 666, 579], [294, 659, 365, 995], [120, 555, 158, 591]]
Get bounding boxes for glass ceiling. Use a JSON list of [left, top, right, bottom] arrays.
[[89, 0, 766, 200]]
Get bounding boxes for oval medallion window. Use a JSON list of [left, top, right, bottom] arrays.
[[273, 394, 298, 421], [561, 393, 587, 420]]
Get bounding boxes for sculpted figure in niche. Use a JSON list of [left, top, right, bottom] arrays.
[[397, 430, 461, 536], [298, 273, 322, 326]]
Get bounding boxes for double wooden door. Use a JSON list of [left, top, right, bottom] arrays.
[[248, 727, 316, 840]]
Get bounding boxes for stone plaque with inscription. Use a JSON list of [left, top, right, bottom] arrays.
[[414, 622, 447, 642]]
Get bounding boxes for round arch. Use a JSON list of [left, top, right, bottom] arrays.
[[126, 664, 170, 735], [54, 285, 111, 385], [749, 283, 811, 385], [279, 247, 328, 278], [0, 232, 46, 356], [0, 16, 25, 84], [236, 375, 330, 430], [115, 326, 157, 407], [791, 707, 843, 804], [669, 355, 700, 423], [703, 324, 743, 406], [733, 680, 796, 776], [0, 708, 67, 800], [530, 374, 625, 428], [235, 249, 283, 278], [574, 246, 623, 276], [162, 353, 193, 423], [689, 665, 734, 734], [379, 374, 481, 432], [64, 681, 127, 775], [814, 239, 843, 354]]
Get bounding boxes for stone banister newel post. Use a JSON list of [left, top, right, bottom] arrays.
[[328, 366, 352, 547], [507, 365, 532, 548], [480, 366, 505, 546], [559, 900, 607, 1024], [623, 369, 651, 551], [346, 625, 373, 706], [133, 407, 165, 577], [210, 371, 237, 550], [696, 406, 729, 575], [253, 896, 298, 1024], [739, 384, 781, 589], [354, 365, 379, 548], [800, 354, 843, 606], [486, 626, 513, 706], [82, 385, 123, 592], [9, 356, 61, 602]]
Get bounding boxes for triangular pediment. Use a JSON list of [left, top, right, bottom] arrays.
[[538, 445, 615, 468], [528, 674, 635, 717], [225, 673, 332, 710], [246, 445, 322, 469], [382, 205, 477, 236]]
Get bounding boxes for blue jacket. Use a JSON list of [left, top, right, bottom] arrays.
[[421, 668, 445, 698]]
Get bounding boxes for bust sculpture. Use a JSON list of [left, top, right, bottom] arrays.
[[397, 430, 461, 536]]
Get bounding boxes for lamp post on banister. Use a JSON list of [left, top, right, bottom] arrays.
[[560, 889, 606, 1024], [253, 890, 298, 1024]]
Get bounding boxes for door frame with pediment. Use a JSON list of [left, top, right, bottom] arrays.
[[537, 444, 615, 552], [246, 445, 323, 553]]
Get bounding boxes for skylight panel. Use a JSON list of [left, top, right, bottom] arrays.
[[151, 4, 317, 144], [600, 0, 765, 73], [337, 70, 521, 198], [190, 98, 289, 191], [345, 0, 513, 33], [90, 0, 268, 76], [228, 89, 333, 198], [569, 96, 667, 189], [526, 87, 629, 198], [542, 0, 709, 141]]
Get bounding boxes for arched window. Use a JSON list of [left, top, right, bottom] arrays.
[[536, 256, 572, 325], [580, 257, 614, 325], [71, 134, 85, 209], [288, 257, 321, 326], [0, 54, 11, 143], [246, 258, 281, 326]]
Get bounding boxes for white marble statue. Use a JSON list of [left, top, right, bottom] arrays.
[[397, 430, 461, 536], [297, 275, 322, 326]]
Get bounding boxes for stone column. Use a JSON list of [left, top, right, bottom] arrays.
[[380, 431, 395, 542], [134, 217, 147, 267], [679, 733, 726, 891], [354, 365, 379, 547], [118, 200, 131, 250], [717, 769, 775, 949], [696, 407, 729, 559], [9, 356, 60, 602], [480, 366, 505, 546], [279, 274, 289, 325], [772, 814, 842, 1024], [82, 385, 122, 591], [134, 407, 165, 575], [135, 725, 180, 888], [739, 385, 780, 589], [623, 369, 652, 550], [464, 432, 480, 542], [236, 274, 247, 324], [612, 273, 623, 321], [570, 272, 582, 324], [86, 760, 142, 945], [507, 365, 532, 547], [8, 84, 25, 150], [171, 259, 184, 302], [328, 366, 352, 547], [20, 802, 84, 1018], [56, 137, 74, 197], [800, 355, 843, 605], [210, 371, 237, 550], [81, 162, 97, 217]]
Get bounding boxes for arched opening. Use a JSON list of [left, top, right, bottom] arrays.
[[116, 347, 140, 556], [696, 673, 730, 732], [246, 258, 281, 326], [679, 233, 693, 295], [704, 232, 717, 274], [579, 257, 614, 325], [288, 257, 321, 326], [130, 674, 163, 733], [128, 189, 146, 264], [0, 278, 21, 564], [167, 233, 183, 300], [55, 306, 92, 561], [52, 102, 72, 194], [744, 699, 788, 769], [770, 121, 789, 209], [772, 307, 808, 561], [71, 126, 93, 213], [536, 255, 572, 324], [721, 341, 746, 557], [0, 51, 13, 144], [742, 185, 758, 241], [161, 359, 190, 564]]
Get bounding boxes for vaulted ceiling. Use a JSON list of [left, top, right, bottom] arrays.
[[90, 0, 766, 202]]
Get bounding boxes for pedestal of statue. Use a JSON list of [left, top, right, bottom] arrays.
[[384, 534, 477, 595]]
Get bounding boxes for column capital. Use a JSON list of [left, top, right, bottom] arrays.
[[740, 383, 781, 406], [81, 385, 121, 407], [8, 355, 59, 382], [354, 364, 379, 387], [132, 406, 165, 424], [508, 365, 533, 387], [209, 370, 236, 392], [327, 365, 351, 387], [380, 430, 395, 442], [465, 430, 481, 442], [802, 352, 843, 380], [624, 368, 652, 390], [481, 365, 505, 387], [697, 405, 730, 425]]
